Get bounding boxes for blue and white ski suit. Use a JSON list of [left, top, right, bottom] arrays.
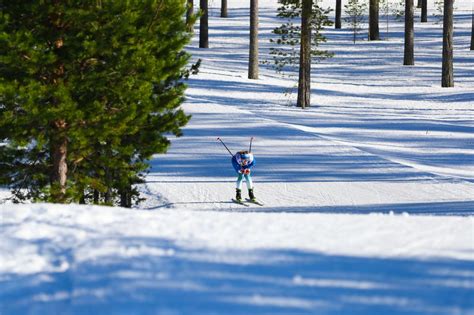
[[232, 151, 255, 190]]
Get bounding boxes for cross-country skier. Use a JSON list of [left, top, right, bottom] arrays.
[[232, 150, 256, 202]]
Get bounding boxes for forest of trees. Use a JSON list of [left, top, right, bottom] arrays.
[[0, 0, 470, 206], [195, 0, 464, 105]]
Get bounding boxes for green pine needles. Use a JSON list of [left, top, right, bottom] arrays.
[[270, 0, 334, 74], [0, 0, 194, 206]]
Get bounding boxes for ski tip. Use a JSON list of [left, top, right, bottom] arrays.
[[245, 198, 264, 206]]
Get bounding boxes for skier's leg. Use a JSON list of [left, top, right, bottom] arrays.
[[244, 174, 253, 190], [244, 174, 255, 200], [236, 174, 244, 190], [235, 174, 243, 201]]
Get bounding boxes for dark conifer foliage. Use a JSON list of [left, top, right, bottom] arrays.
[[187, 0, 195, 32], [0, 0, 192, 205]]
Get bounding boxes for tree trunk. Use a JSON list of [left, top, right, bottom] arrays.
[[404, 0, 414, 65], [297, 0, 312, 109], [186, 0, 194, 32], [93, 189, 100, 204], [335, 0, 342, 29], [442, 0, 454, 87], [221, 0, 228, 17], [248, 0, 259, 79], [104, 190, 112, 204], [471, 9, 474, 50], [369, 0, 380, 40], [120, 186, 132, 208], [199, 0, 209, 48], [421, 0, 427, 22], [50, 127, 68, 202], [417, 0, 422, 8]]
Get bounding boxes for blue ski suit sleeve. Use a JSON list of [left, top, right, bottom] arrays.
[[231, 156, 240, 172]]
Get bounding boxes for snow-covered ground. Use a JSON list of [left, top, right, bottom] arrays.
[[1, 1, 473, 314]]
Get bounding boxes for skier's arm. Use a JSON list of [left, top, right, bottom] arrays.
[[231, 156, 241, 172], [247, 158, 255, 168]]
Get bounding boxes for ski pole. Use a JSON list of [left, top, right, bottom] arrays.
[[249, 137, 254, 152], [217, 137, 233, 156]]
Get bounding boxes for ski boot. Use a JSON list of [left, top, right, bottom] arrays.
[[236, 188, 242, 202], [248, 188, 256, 202]]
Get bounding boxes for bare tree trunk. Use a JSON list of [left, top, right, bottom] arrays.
[[248, 0, 259, 79], [335, 0, 342, 29], [421, 0, 427, 22], [404, 0, 414, 65], [186, 0, 194, 32], [200, 0, 209, 48], [50, 124, 68, 202], [442, 0, 454, 87], [104, 189, 112, 204], [120, 186, 132, 208], [93, 189, 100, 204], [297, 0, 312, 109], [221, 0, 228, 17], [417, 0, 422, 8], [369, 0, 380, 40]]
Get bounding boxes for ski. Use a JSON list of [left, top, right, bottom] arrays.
[[246, 198, 264, 206], [232, 199, 249, 207]]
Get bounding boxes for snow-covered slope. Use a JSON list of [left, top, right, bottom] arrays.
[[1, 0, 473, 314]]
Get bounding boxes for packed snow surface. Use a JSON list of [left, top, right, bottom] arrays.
[[1, 0, 473, 314]]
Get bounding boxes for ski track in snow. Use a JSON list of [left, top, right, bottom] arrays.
[[1, 1, 474, 314]]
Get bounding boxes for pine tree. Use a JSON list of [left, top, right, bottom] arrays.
[[270, 0, 333, 73], [345, 0, 368, 43], [0, 0, 192, 204]]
